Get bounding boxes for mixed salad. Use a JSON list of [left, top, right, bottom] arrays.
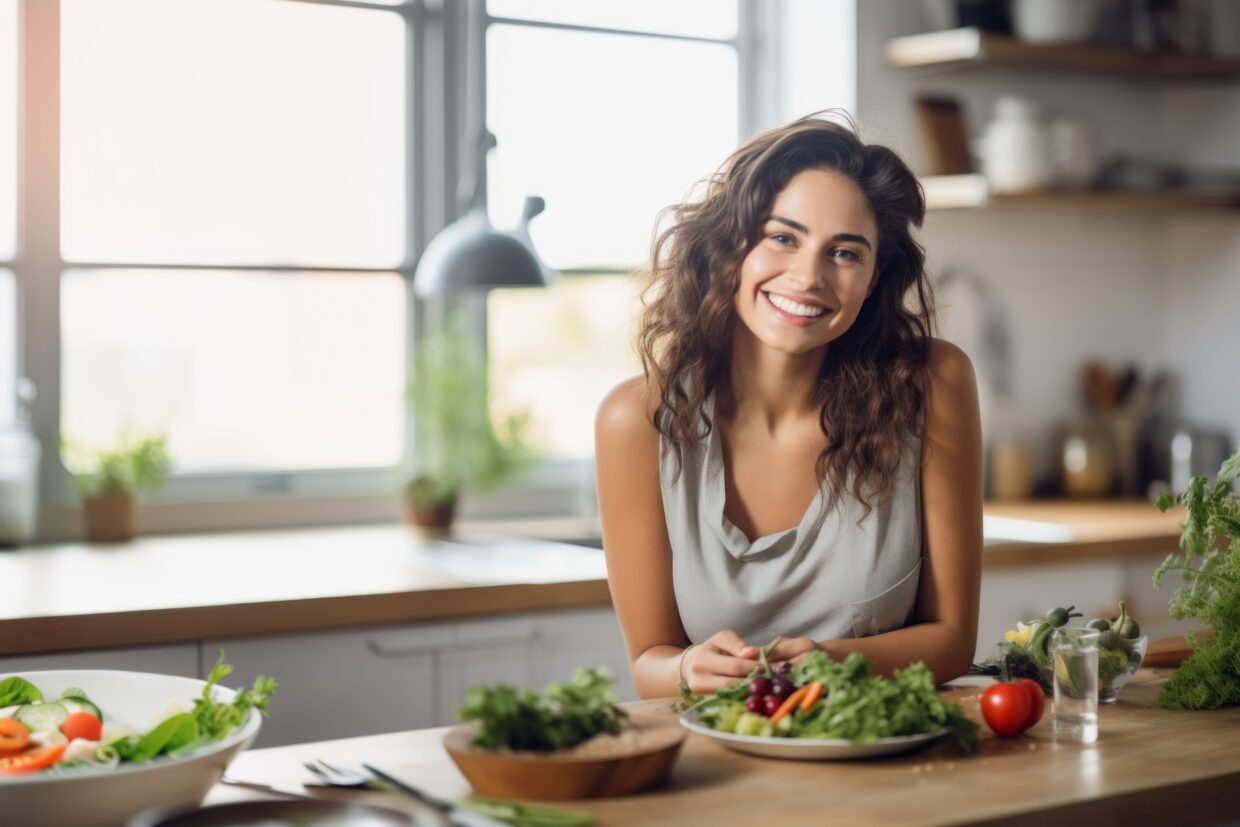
[[684, 647, 978, 753], [0, 656, 275, 777]]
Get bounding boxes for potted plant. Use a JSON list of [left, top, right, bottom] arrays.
[[405, 317, 533, 535], [62, 431, 171, 542]]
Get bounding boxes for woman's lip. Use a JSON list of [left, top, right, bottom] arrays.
[[761, 289, 831, 326]]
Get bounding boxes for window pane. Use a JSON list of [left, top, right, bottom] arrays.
[[488, 276, 641, 459], [61, 269, 406, 472], [487, 0, 737, 39], [0, 270, 13, 424], [0, 0, 15, 261], [487, 25, 737, 269], [61, 0, 406, 268]]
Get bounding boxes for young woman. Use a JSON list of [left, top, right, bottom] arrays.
[[595, 114, 982, 698]]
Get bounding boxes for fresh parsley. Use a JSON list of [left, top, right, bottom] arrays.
[[456, 666, 627, 752], [1154, 450, 1240, 710]]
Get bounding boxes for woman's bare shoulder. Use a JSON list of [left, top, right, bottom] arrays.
[[596, 374, 661, 446], [926, 338, 977, 391]]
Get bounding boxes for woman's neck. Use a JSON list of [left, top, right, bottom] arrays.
[[726, 331, 827, 434]]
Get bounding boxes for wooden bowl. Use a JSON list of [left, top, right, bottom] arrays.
[[443, 701, 686, 800]]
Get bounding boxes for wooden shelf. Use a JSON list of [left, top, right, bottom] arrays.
[[887, 28, 1240, 80], [922, 174, 1240, 211]]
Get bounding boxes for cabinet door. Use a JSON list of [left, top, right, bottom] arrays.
[[433, 615, 541, 725], [0, 644, 200, 678], [530, 607, 637, 702], [204, 623, 450, 748]]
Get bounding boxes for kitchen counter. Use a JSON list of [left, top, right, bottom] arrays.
[[1, 500, 1185, 657], [206, 669, 1240, 826]]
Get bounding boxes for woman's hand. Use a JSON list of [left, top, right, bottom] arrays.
[[681, 630, 761, 694], [766, 636, 820, 667]]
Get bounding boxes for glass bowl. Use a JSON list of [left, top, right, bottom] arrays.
[[1037, 632, 1148, 704]]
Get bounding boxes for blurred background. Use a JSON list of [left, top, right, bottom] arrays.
[[0, 0, 1237, 544]]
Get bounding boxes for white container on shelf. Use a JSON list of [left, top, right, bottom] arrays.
[[1013, 0, 1103, 44], [979, 96, 1053, 194]]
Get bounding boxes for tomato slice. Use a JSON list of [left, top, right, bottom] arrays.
[[0, 744, 68, 775], [61, 711, 103, 742], [0, 718, 31, 754]]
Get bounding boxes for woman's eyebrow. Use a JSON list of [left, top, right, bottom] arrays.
[[767, 215, 873, 250]]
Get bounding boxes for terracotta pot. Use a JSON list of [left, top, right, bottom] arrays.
[[82, 492, 136, 543], [404, 497, 456, 538]]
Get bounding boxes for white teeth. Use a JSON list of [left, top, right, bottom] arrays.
[[765, 291, 826, 317]]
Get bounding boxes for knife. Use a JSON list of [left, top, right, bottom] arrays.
[[361, 764, 512, 827]]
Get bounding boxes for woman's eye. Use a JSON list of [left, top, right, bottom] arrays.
[[769, 233, 795, 246], [831, 247, 862, 263]]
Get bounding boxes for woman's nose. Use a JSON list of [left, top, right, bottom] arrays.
[[785, 253, 827, 289]]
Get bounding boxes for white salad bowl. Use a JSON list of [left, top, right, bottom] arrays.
[[0, 669, 261, 827]]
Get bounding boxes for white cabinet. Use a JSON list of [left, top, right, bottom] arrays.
[[205, 607, 634, 749], [0, 644, 200, 678], [204, 624, 448, 749]]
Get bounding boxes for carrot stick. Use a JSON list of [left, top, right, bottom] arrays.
[[770, 684, 811, 726], [799, 681, 824, 712]]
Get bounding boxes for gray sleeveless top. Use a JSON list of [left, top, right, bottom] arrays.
[[661, 414, 923, 645]]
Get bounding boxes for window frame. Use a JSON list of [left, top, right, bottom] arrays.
[[12, 0, 785, 539]]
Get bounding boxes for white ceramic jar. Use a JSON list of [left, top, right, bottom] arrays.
[[979, 97, 1053, 194], [1013, 0, 1104, 44]]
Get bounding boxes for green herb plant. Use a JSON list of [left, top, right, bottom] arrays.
[[456, 666, 627, 752], [406, 314, 534, 510], [61, 430, 171, 498], [1153, 449, 1240, 710]]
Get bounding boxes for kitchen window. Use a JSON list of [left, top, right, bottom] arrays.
[[12, 0, 853, 535]]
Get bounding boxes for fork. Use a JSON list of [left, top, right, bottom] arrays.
[[304, 759, 510, 827]]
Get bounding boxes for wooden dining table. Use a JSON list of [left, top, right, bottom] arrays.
[[204, 670, 1240, 826]]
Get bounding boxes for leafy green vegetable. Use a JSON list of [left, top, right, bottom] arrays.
[[120, 713, 199, 762], [456, 666, 627, 752], [192, 652, 278, 739], [1153, 449, 1240, 710], [0, 676, 43, 706], [456, 798, 596, 827]]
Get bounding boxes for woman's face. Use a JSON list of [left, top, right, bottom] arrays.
[[733, 169, 879, 356]]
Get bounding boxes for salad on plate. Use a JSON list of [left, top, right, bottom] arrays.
[[0, 656, 275, 777], [681, 644, 978, 756]]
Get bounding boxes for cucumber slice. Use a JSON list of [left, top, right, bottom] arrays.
[[15, 701, 69, 732], [61, 697, 103, 721], [58, 687, 87, 701]]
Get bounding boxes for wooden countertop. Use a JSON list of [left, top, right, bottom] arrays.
[[206, 670, 1240, 826], [1, 501, 1185, 657]]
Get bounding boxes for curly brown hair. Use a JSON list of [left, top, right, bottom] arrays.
[[637, 112, 935, 516]]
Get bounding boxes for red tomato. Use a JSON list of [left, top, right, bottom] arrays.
[[981, 683, 1031, 737], [0, 744, 68, 775], [1015, 678, 1045, 730], [60, 711, 103, 742]]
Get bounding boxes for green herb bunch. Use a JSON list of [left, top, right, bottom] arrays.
[[406, 314, 534, 509], [456, 666, 628, 752], [62, 430, 171, 497], [1154, 450, 1240, 710]]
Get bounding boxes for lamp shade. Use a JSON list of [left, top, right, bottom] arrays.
[[413, 207, 548, 296]]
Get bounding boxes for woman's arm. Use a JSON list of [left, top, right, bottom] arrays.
[[596, 377, 760, 697], [772, 340, 983, 680]]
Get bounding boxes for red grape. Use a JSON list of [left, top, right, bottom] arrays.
[[745, 695, 763, 714], [762, 694, 782, 716], [748, 676, 772, 697], [771, 676, 795, 698]]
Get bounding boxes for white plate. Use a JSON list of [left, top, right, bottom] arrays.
[[679, 708, 947, 760]]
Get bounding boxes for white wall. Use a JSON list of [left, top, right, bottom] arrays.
[[838, 0, 1240, 480]]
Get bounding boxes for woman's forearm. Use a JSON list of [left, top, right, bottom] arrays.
[[631, 643, 692, 699], [819, 621, 975, 683]]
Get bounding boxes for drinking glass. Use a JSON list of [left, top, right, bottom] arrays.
[[1052, 628, 1100, 743]]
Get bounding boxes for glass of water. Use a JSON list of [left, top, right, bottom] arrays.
[[1052, 627, 1100, 744]]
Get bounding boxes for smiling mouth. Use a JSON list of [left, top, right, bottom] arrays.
[[762, 290, 831, 320]]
